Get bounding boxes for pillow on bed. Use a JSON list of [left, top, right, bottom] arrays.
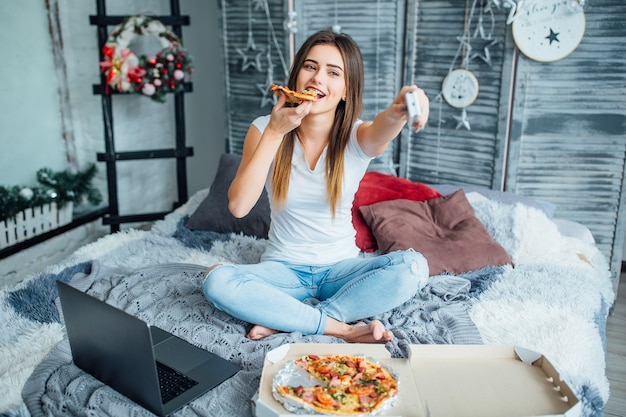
[[359, 189, 513, 276], [186, 153, 271, 238], [429, 184, 556, 218], [352, 171, 441, 252]]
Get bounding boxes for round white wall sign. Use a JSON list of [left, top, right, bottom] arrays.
[[512, 2, 586, 62], [441, 69, 479, 109]]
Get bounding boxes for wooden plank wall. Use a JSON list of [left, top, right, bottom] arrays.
[[294, 0, 407, 174], [505, 0, 626, 295], [217, 0, 289, 154], [217, 0, 626, 296], [404, 0, 509, 187]]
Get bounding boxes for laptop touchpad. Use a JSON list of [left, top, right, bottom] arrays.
[[154, 337, 211, 373]]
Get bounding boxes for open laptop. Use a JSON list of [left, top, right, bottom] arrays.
[[56, 280, 240, 417]]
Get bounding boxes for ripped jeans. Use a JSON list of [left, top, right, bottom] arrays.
[[201, 249, 429, 335]]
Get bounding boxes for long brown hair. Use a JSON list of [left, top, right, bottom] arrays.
[[271, 30, 364, 216]]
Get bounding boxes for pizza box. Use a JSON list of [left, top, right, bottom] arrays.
[[251, 343, 580, 417]]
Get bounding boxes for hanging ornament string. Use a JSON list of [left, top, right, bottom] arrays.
[[257, 24, 277, 107], [474, 0, 495, 40], [458, 0, 478, 70], [99, 16, 194, 103], [251, 0, 291, 106], [440, 0, 480, 129], [375, 0, 381, 116], [332, 0, 341, 33], [255, 0, 289, 79], [237, 0, 263, 72]]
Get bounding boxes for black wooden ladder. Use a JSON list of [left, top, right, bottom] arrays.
[[89, 0, 194, 233]]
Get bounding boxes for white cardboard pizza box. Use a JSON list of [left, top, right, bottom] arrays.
[[252, 343, 581, 417], [406, 344, 580, 417]]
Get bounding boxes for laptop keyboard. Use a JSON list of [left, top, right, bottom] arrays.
[[156, 361, 199, 403]]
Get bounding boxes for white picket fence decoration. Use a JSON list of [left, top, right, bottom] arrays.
[[1, 202, 73, 248]]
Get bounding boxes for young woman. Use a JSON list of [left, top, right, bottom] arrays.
[[202, 30, 430, 343]]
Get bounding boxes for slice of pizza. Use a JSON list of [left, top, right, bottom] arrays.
[[270, 84, 318, 103], [294, 354, 359, 385], [276, 384, 389, 415]]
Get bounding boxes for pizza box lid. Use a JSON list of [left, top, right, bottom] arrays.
[[252, 343, 580, 417], [406, 344, 580, 417]]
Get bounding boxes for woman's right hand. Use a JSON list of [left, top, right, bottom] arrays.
[[227, 91, 312, 218], [266, 91, 313, 138]]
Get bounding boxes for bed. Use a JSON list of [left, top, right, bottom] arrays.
[[0, 153, 615, 417]]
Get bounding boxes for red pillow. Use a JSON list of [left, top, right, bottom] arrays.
[[352, 171, 441, 252]]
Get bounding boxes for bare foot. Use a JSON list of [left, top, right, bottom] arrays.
[[247, 324, 281, 340], [327, 319, 393, 344]]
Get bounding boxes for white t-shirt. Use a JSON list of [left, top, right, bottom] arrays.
[[251, 115, 373, 265]]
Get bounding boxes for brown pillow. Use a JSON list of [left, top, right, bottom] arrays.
[[359, 189, 512, 276], [352, 171, 441, 252]]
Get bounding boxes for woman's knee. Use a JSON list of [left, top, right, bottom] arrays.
[[201, 263, 236, 301], [406, 250, 429, 278], [389, 249, 429, 289]]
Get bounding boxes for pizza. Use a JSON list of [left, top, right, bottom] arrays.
[[274, 354, 398, 415], [270, 84, 318, 103]]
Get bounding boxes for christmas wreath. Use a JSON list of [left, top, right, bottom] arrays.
[[99, 16, 194, 103]]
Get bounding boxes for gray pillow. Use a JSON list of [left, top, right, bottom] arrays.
[[185, 153, 271, 238]]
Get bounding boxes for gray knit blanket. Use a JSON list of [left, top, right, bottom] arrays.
[[20, 257, 483, 417], [1, 189, 614, 417]]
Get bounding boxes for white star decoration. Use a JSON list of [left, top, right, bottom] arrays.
[[470, 38, 500, 66], [453, 108, 472, 130], [469, 3, 499, 66], [236, 31, 264, 72]]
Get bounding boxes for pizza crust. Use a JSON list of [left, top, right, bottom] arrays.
[[270, 84, 317, 103]]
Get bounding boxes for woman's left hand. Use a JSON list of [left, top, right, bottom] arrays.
[[391, 85, 430, 132], [357, 84, 430, 157]]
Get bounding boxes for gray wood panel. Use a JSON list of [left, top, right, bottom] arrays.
[[217, 0, 626, 297], [294, 0, 407, 174], [219, 0, 407, 175], [403, 0, 509, 188], [606, 275, 626, 417], [217, 0, 289, 154], [506, 0, 626, 295]]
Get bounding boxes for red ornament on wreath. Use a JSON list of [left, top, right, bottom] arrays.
[[99, 16, 194, 103]]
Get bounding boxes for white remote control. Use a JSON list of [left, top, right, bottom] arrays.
[[405, 91, 421, 126]]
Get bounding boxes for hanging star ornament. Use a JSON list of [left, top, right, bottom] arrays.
[[453, 108, 472, 130], [469, 38, 500, 66], [469, 2, 499, 66], [236, 31, 264, 72]]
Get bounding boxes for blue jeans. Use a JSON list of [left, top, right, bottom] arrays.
[[201, 249, 428, 335]]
